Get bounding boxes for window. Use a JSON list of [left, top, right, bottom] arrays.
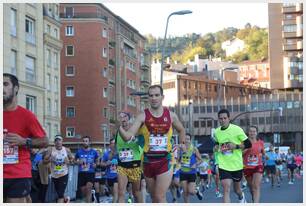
[[54, 124, 59, 137], [10, 50, 17, 75], [25, 55, 35, 83], [201, 121, 206, 127], [55, 5, 59, 16], [66, 45, 74, 56], [102, 48, 107, 58], [66, 127, 75, 137], [65, 7, 74, 18], [194, 121, 199, 128], [46, 73, 51, 90], [54, 100, 58, 117], [47, 24, 51, 34], [53, 52, 58, 69], [103, 68, 107, 77], [47, 98, 51, 115], [103, 88, 108, 98], [54, 76, 58, 93], [65, 65, 75, 76], [25, 17, 35, 44], [200, 106, 205, 113], [102, 27, 108, 38], [207, 106, 212, 113], [10, 8, 17, 36], [65, 25, 74, 36], [283, 24, 297, 32], [103, 108, 108, 118], [47, 49, 51, 67], [26, 95, 36, 114], [66, 107, 75, 117], [66, 86, 74, 97], [54, 28, 58, 38]]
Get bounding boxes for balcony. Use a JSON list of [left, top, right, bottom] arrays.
[[282, 4, 303, 13], [60, 12, 108, 22], [141, 76, 150, 85], [283, 43, 298, 51]]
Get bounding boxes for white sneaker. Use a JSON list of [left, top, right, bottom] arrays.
[[289, 181, 294, 185], [238, 192, 247, 203]]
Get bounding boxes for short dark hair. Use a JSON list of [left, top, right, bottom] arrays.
[[185, 133, 192, 138], [4, 73, 19, 95], [218, 109, 230, 118], [82, 136, 91, 141], [148, 84, 163, 96], [249, 125, 258, 133]]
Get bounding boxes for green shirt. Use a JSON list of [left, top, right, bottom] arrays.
[[215, 124, 247, 171]]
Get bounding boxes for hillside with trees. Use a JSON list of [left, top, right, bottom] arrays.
[[145, 23, 268, 64]]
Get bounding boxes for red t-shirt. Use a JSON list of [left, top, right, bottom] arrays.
[[295, 155, 303, 166], [243, 140, 264, 169], [3, 106, 46, 179]]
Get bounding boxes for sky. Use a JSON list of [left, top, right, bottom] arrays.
[[103, 2, 268, 38]]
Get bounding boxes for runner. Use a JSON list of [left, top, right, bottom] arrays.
[[214, 109, 251, 203], [179, 133, 203, 203], [211, 149, 223, 198], [243, 126, 265, 203], [198, 154, 209, 193], [275, 147, 283, 186], [294, 152, 303, 177], [115, 111, 144, 203], [118, 85, 186, 203], [45, 135, 74, 203], [286, 148, 296, 184], [169, 143, 181, 203], [93, 149, 108, 203], [75, 136, 99, 202], [265, 145, 277, 187], [3, 73, 48, 203], [104, 138, 119, 203]]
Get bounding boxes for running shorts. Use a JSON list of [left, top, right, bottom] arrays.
[[117, 166, 142, 183], [243, 165, 264, 177]]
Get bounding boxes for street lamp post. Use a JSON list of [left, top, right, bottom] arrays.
[[217, 67, 237, 111], [160, 10, 192, 86]]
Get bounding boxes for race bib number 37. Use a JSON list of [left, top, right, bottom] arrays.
[[149, 135, 168, 152], [3, 143, 19, 164], [119, 150, 134, 162]]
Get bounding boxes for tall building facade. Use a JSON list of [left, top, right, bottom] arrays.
[[59, 3, 150, 148], [3, 3, 62, 140], [268, 3, 303, 89]]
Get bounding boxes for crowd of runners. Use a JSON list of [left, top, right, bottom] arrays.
[[3, 73, 303, 203]]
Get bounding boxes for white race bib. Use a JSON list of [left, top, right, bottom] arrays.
[[119, 149, 134, 162], [3, 143, 19, 164], [149, 135, 168, 152], [221, 143, 233, 156], [247, 155, 259, 166]]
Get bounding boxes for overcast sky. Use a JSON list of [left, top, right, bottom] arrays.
[[103, 2, 268, 37]]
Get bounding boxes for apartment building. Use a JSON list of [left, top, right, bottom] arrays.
[[59, 3, 150, 148], [3, 3, 62, 140], [268, 3, 303, 89]]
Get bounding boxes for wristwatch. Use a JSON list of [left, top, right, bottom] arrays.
[[26, 138, 32, 149]]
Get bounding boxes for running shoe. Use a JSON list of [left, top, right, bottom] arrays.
[[216, 191, 223, 198], [238, 192, 247, 203], [172, 198, 177, 203], [288, 181, 294, 185], [196, 188, 203, 200], [127, 196, 133, 203], [176, 188, 181, 198]]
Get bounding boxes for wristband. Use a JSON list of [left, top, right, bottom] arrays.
[[26, 138, 32, 149], [235, 144, 240, 150]]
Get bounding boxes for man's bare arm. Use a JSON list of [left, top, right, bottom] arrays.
[[119, 113, 145, 141], [171, 112, 186, 145]]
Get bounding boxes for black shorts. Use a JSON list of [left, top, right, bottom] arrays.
[[4, 178, 32, 198], [287, 164, 297, 172], [95, 177, 107, 184], [52, 174, 68, 198], [219, 168, 243, 182], [180, 173, 197, 183], [107, 177, 118, 187], [266, 165, 276, 174], [200, 174, 208, 180], [78, 172, 95, 187]]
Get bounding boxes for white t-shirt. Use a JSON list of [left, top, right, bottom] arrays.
[[51, 147, 69, 178]]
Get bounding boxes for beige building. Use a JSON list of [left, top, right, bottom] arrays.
[[3, 3, 62, 140], [268, 3, 303, 89], [43, 4, 63, 141]]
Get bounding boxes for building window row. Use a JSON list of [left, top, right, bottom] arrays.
[[283, 24, 297, 32], [127, 79, 136, 89]]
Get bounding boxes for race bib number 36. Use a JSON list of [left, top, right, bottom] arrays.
[[149, 135, 168, 152], [3, 144, 19, 164]]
